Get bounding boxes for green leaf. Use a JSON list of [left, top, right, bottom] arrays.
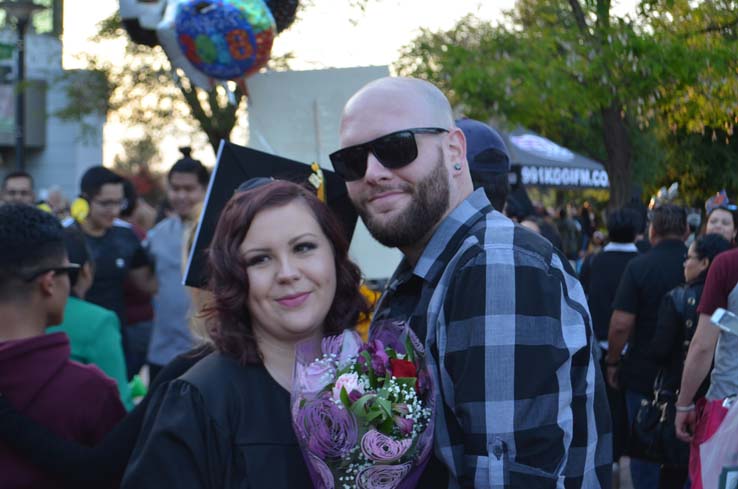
[[340, 386, 351, 409], [404, 335, 415, 363], [376, 397, 393, 418], [395, 377, 417, 390]]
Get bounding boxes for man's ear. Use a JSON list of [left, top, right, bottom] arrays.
[[37, 271, 56, 298], [446, 127, 467, 170]]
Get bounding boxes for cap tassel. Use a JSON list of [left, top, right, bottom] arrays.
[[309, 162, 326, 203]]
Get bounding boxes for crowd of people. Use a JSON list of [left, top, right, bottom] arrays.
[[0, 76, 735, 489]]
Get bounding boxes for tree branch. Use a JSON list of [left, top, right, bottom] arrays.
[[682, 17, 738, 38], [568, 0, 589, 33]]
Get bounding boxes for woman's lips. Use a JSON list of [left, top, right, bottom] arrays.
[[276, 292, 311, 308]]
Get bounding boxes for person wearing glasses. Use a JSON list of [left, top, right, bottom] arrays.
[[67, 166, 157, 377], [0, 204, 126, 488], [331, 77, 612, 488], [1, 170, 35, 205]]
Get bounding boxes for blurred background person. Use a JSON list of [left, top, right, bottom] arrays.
[[46, 185, 70, 221], [146, 149, 209, 382], [649, 233, 730, 487], [558, 204, 582, 268], [2, 171, 35, 205], [579, 207, 640, 485], [67, 166, 157, 378], [48, 228, 133, 410], [703, 191, 737, 246], [456, 118, 510, 213], [606, 204, 688, 489], [119, 179, 155, 380], [675, 243, 738, 489]]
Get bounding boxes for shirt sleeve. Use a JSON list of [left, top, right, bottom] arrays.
[[697, 252, 734, 316], [439, 248, 596, 487], [129, 241, 151, 270], [122, 380, 228, 489], [611, 260, 638, 314]]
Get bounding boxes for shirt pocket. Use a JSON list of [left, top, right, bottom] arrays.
[[486, 437, 560, 488]]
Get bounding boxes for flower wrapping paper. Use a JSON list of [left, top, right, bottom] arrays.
[[292, 321, 435, 489]]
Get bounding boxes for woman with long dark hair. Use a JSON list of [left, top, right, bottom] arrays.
[[121, 180, 367, 488]]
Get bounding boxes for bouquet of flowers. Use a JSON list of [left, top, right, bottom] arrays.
[[292, 321, 434, 489]]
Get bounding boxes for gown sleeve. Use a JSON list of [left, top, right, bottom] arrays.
[[121, 378, 230, 489]]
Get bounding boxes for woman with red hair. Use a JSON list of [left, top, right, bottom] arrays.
[[122, 180, 368, 488]]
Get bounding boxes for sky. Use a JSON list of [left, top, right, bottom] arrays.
[[61, 0, 638, 166]]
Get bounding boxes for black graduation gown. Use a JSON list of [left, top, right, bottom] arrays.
[[122, 352, 313, 488]]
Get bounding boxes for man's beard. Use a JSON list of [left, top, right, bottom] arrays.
[[355, 152, 450, 249]]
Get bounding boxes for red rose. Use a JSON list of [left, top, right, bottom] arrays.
[[389, 358, 417, 379]]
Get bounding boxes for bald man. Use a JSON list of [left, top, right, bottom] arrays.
[[331, 77, 612, 488]]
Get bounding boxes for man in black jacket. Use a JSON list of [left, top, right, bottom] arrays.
[[605, 204, 687, 489]]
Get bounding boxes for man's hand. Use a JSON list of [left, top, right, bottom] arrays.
[[675, 409, 696, 442], [606, 365, 619, 389]]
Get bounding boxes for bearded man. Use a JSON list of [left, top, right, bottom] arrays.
[[331, 77, 612, 489]]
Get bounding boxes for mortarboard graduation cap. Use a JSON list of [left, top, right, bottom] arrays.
[[183, 140, 358, 288]]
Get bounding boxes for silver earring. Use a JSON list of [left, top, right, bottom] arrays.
[[453, 163, 462, 171]]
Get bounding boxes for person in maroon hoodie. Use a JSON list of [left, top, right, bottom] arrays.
[[0, 203, 126, 488]]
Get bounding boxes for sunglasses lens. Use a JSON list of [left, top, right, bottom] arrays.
[[330, 146, 368, 182], [372, 131, 418, 169]]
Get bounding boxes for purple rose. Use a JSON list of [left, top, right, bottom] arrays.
[[307, 454, 335, 489], [348, 389, 363, 403], [360, 429, 412, 463], [355, 462, 412, 489], [393, 416, 414, 437], [295, 399, 358, 459], [359, 339, 390, 376], [369, 320, 408, 353]]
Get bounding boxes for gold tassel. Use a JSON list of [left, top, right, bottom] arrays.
[[309, 162, 326, 203]]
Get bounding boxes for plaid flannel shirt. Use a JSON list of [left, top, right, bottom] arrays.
[[372, 189, 612, 489]]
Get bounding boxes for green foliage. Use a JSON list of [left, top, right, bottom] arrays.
[[395, 0, 738, 208], [649, 127, 738, 208]]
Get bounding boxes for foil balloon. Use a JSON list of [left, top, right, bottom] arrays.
[[120, 0, 167, 47], [265, 0, 299, 33], [158, 0, 275, 89]]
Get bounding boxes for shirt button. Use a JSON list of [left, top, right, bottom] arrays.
[[686, 319, 693, 329]]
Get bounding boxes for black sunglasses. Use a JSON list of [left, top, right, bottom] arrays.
[[22, 264, 81, 283], [329, 127, 449, 182]]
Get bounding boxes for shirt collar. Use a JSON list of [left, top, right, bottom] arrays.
[[409, 188, 492, 283], [603, 242, 638, 253]]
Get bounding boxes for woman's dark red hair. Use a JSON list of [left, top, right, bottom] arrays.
[[204, 180, 368, 365]]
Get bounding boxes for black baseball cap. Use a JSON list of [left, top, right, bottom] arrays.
[[183, 141, 358, 288], [456, 118, 510, 175]]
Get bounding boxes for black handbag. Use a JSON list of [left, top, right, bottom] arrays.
[[630, 372, 690, 466]]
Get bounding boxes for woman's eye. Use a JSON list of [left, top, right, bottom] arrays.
[[246, 255, 270, 267], [294, 241, 317, 253]]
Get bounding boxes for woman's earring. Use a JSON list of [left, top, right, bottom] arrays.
[[453, 163, 462, 171]]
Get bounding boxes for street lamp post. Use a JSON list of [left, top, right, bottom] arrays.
[[0, 0, 45, 171]]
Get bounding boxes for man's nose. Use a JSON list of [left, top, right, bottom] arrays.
[[363, 153, 393, 183]]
